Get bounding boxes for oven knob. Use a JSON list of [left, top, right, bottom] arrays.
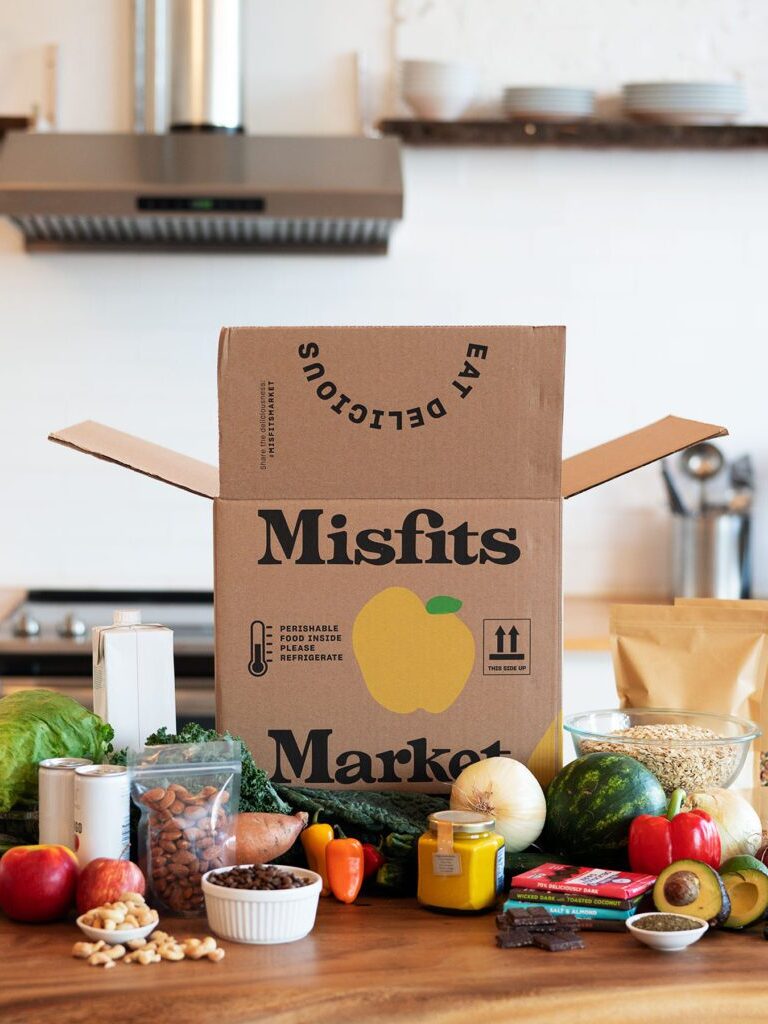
[[57, 614, 87, 638], [12, 613, 41, 638]]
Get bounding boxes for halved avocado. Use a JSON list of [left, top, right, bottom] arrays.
[[720, 855, 768, 878], [721, 858, 768, 929], [653, 859, 730, 926]]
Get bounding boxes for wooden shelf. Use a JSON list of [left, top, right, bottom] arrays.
[[380, 118, 768, 149], [0, 116, 30, 138]]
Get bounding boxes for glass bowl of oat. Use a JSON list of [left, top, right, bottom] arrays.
[[564, 708, 760, 793]]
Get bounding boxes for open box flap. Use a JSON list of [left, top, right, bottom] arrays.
[[562, 415, 728, 499], [48, 421, 219, 499]]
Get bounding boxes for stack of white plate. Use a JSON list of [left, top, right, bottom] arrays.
[[622, 82, 746, 124], [502, 86, 595, 121], [401, 60, 478, 120]]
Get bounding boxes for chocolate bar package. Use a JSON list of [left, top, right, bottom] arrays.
[[511, 863, 655, 900]]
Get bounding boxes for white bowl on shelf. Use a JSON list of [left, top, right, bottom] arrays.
[[401, 60, 477, 120], [202, 864, 322, 945], [626, 913, 708, 952]]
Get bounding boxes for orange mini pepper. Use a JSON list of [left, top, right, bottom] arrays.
[[301, 822, 333, 896], [326, 837, 364, 904]]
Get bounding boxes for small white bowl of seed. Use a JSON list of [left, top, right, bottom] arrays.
[[626, 912, 708, 952]]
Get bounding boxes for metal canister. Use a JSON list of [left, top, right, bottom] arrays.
[[38, 757, 93, 849], [73, 764, 130, 866]]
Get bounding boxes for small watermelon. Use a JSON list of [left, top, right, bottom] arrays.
[[543, 753, 666, 865]]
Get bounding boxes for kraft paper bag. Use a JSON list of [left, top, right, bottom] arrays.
[[610, 603, 768, 807], [675, 598, 768, 820]]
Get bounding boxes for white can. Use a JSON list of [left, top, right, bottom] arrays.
[[38, 757, 93, 850], [73, 764, 130, 866]]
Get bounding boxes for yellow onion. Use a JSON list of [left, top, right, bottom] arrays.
[[682, 788, 761, 864], [450, 756, 546, 852]]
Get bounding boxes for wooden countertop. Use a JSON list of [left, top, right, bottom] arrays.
[[1, 898, 766, 1024]]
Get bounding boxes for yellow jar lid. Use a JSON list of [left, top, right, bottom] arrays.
[[427, 810, 495, 834]]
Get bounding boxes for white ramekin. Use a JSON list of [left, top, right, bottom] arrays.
[[202, 864, 322, 944]]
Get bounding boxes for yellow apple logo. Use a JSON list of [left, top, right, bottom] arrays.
[[352, 586, 475, 714]]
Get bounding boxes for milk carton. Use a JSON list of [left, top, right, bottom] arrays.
[[93, 609, 176, 750]]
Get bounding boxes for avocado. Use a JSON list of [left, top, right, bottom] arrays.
[[720, 855, 768, 878], [720, 857, 768, 929], [653, 859, 730, 926]]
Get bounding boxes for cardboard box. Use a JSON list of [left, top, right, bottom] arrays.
[[50, 326, 726, 791]]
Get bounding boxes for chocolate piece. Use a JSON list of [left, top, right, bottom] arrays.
[[508, 909, 539, 926], [527, 906, 552, 919], [532, 931, 585, 952], [496, 906, 586, 938], [496, 928, 534, 948]]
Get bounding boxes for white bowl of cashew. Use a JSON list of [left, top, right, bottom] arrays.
[[76, 893, 159, 945], [77, 914, 159, 945]]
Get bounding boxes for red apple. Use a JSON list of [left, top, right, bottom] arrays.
[[0, 844, 78, 923], [76, 858, 145, 915]]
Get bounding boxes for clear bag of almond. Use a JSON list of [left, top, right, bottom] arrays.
[[128, 740, 241, 917]]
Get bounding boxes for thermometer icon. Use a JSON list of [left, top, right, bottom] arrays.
[[248, 620, 271, 677]]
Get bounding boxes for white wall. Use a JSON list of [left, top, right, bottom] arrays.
[[1, 0, 767, 596]]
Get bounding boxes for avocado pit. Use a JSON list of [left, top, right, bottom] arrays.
[[664, 870, 700, 908]]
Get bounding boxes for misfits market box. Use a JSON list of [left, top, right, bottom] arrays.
[[50, 326, 725, 791]]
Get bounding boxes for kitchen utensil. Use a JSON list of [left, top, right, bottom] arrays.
[[202, 864, 322, 944], [661, 460, 688, 515], [673, 508, 751, 598], [626, 913, 708, 952], [680, 442, 724, 512], [730, 454, 755, 491], [564, 708, 759, 790], [728, 455, 755, 512]]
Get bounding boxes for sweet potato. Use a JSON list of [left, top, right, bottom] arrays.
[[234, 811, 309, 864]]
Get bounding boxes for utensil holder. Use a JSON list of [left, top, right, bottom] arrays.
[[672, 510, 751, 599]]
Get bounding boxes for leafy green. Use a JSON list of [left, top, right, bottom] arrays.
[[0, 690, 113, 813], [275, 785, 448, 836]]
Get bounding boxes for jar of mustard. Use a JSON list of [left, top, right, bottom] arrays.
[[417, 810, 505, 912]]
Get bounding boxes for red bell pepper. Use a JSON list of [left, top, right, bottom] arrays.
[[361, 842, 385, 881], [628, 788, 721, 875]]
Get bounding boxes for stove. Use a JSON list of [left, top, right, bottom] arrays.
[[0, 590, 215, 727]]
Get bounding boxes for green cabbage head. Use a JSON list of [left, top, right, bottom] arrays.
[[0, 690, 113, 813]]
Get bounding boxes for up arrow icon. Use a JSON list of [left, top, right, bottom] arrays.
[[487, 620, 527, 663], [508, 626, 519, 653], [494, 625, 506, 654]]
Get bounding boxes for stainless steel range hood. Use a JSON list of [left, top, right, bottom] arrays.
[[0, 0, 403, 253], [0, 131, 403, 252]]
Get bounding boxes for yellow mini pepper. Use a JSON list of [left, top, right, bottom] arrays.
[[301, 822, 333, 896]]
